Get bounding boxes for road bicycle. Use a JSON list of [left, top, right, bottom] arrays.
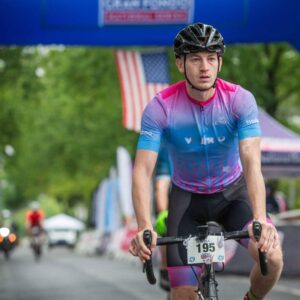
[[143, 221, 268, 300], [30, 226, 43, 261]]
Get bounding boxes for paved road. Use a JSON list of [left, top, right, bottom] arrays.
[[0, 245, 299, 300]]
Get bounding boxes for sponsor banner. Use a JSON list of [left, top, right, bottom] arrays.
[[94, 179, 109, 231], [116, 146, 134, 218], [262, 151, 300, 165], [261, 137, 300, 152], [99, 0, 194, 26]]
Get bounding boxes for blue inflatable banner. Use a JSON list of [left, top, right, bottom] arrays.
[[0, 0, 299, 50]]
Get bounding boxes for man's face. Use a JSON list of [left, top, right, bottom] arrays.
[[176, 52, 222, 90]]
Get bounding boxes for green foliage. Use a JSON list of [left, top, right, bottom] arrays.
[[0, 44, 300, 211], [0, 46, 138, 209], [221, 44, 300, 125]]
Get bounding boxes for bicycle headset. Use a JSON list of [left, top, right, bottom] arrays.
[[173, 23, 225, 92]]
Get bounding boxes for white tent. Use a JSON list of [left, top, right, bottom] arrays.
[[44, 214, 85, 231]]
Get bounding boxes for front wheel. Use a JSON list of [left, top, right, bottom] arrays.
[[200, 265, 219, 300], [4, 250, 10, 260], [34, 244, 42, 261], [31, 237, 42, 261]]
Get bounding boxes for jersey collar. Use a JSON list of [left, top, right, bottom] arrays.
[[183, 79, 218, 106]]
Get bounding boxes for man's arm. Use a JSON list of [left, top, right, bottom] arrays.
[[239, 137, 266, 221], [239, 137, 279, 252], [130, 149, 158, 261], [154, 177, 170, 213]]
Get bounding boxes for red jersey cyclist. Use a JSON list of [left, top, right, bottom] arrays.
[[26, 201, 45, 236]]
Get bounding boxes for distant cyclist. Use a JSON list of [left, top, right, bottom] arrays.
[[26, 201, 45, 236], [130, 23, 283, 300]]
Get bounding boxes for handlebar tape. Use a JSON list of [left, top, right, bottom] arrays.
[[253, 221, 268, 276], [143, 230, 157, 285]]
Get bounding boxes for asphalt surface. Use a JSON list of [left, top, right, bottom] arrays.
[[0, 244, 299, 300]]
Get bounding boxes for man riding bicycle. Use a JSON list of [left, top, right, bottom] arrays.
[[129, 23, 283, 300], [26, 201, 45, 236]]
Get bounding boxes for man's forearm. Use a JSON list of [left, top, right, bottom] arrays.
[[132, 169, 153, 231], [240, 138, 267, 222], [244, 165, 267, 221]]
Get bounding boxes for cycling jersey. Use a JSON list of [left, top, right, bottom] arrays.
[[137, 79, 261, 193], [26, 210, 44, 228], [155, 143, 172, 179]]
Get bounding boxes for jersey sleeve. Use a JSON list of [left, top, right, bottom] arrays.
[[155, 143, 172, 178], [137, 97, 167, 152], [232, 88, 261, 140]]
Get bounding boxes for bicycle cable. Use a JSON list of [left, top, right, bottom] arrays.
[[190, 265, 201, 286]]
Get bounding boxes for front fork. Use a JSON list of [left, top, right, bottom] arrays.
[[196, 264, 218, 300]]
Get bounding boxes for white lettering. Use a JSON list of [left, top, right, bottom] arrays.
[[222, 166, 230, 173], [104, 0, 192, 10], [217, 136, 226, 143], [245, 119, 259, 125], [201, 137, 214, 145], [185, 137, 192, 144], [141, 130, 154, 137], [213, 117, 227, 125]]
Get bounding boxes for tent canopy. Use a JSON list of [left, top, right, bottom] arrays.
[[44, 214, 85, 231], [259, 109, 300, 178], [0, 0, 299, 50]]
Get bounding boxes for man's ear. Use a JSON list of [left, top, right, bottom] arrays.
[[218, 56, 223, 72], [175, 57, 184, 73]]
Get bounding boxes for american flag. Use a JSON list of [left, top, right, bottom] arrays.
[[115, 50, 169, 132]]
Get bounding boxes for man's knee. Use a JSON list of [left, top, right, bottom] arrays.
[[267, 246, 284, 272], [171, 286, 198, 300], [248, 240, 283, 275]]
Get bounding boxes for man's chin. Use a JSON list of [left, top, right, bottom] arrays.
[[192, 82, 214, 91]]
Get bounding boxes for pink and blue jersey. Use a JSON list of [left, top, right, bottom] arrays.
[[137, 78, 261, 194]]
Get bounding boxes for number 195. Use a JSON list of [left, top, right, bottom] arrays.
[[197, 242, 215, 253]]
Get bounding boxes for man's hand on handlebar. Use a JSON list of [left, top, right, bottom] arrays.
[[248, 220, 280, 253], [129, 229, 157, 263]]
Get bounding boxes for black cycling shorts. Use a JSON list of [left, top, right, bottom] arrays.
[[167, 175, 253, 269]]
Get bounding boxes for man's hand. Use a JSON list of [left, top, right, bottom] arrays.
[[129, 229, 157, 263], [248, 221, 280, 253]]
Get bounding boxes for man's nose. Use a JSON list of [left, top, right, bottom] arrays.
[[199, 59, 209, 71]]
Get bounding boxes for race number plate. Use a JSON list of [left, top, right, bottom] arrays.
[[186, 235, 225, 264]]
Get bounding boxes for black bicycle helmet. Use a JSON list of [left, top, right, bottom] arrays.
[[174, 23, 225, 58]]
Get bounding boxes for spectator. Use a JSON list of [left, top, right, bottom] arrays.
[[266, 183, 279, 214]]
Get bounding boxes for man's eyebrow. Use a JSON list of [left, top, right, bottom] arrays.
[[190, 54, 201, 58]]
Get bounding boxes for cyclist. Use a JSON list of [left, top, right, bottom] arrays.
[[154, 144, 172, 291], [26, 201, 45, 236], [129, 23, 283, 300]]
